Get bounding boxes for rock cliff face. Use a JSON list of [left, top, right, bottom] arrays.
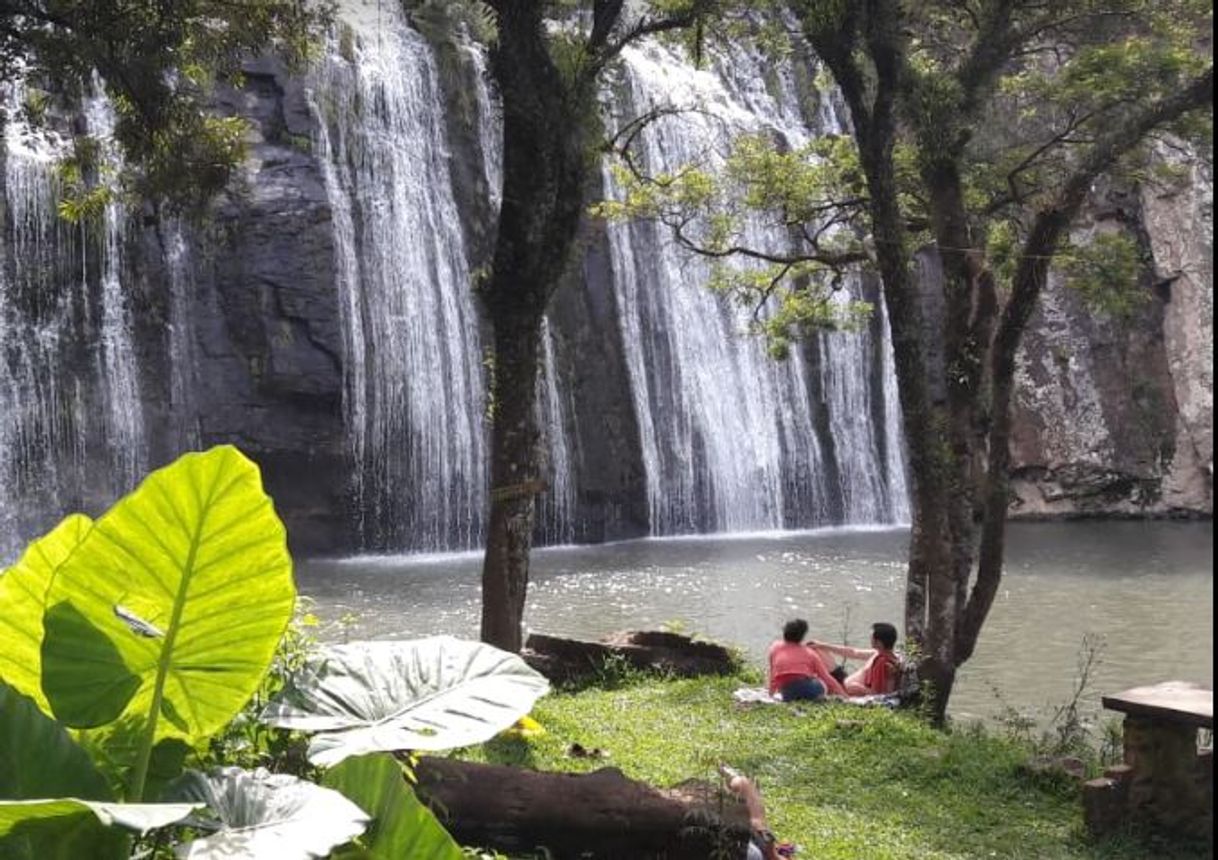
[[0, 21, 1211, 560], [1141, 150, 1214, 513], [1009, 171, 1213, 518], [128, 57, 356, 553]]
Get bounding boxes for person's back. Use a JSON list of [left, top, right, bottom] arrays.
[[767, 619, 845, 700], [767, 640, 820, 694]]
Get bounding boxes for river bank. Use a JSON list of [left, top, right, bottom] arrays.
[[450, 673, 1209, 859]]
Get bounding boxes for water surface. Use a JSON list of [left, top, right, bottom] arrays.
[[298, 521, 1213, 725]]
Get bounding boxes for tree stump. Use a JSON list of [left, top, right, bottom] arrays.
[[1083, 777, 1125, 837]]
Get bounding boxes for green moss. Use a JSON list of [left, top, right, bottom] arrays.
[[453, 674, 1208, 860], [338, 21, 357, 64], [286, 132, 312, 154]]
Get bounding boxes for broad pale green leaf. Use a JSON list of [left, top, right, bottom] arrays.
[[323, 753, 463, 860], [40, 446, 295, 743], [260, 637, 550, 766], [168, 768, 369, 860], [0, 798, 199, 837], [0, 515, 92, 712]]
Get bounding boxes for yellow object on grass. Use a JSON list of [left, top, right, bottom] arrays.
[[499, 715, 545, 739]]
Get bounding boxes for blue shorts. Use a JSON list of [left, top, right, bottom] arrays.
[[779, 677, 825, 701]]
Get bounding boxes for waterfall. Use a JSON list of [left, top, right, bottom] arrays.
[[602, 39, 909, 533], [0, 75, 144, 561], [1, 18, 911, 561], [537, 318, 576, 545], [84, 88, 146, 485], [817, 287, 903, 523], [309, 4, 489, 551], [878, 294, 911, 523], [163, 218, 201, 450]]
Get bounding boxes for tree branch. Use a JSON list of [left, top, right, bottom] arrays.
[[956, 65, 1214, 663], [594, 0, 720, 67]]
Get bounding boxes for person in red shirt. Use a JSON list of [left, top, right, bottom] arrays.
[[808, 622, 901, 696], [767, 619, 847, 701]]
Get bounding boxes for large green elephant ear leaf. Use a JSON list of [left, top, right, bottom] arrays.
[[260, 637, 550, 766], [0, 682, 112, 802], [0, 682, 177, 859], [323, 753, 463, 860], [166, 768, 369, 860], [40, 446, 295, 747], [0, 799, 200, 853], [0, 515, 92, 712]]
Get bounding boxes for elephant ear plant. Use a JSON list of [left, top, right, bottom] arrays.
[[0, 445, 550, 859]]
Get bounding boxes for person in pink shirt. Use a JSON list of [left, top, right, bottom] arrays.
[[767, 618, 847, 701]]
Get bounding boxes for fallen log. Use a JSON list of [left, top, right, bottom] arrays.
[[522, 630, 739, 685], [414, 757, 751, 859]]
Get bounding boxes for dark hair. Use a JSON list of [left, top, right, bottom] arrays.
[[872, 622, 898, 650], [783, 619, 809, 643]]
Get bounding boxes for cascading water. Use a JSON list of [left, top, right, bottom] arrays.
[[878, 294, 911, 523], [2, 17, 909, 562], [0, 76, 145, 561], [537, 318, 577, 545], [602, 39, 909, 533], [309, 3, 489, 551], [84, 88, 146, 485], [162, 218, 201, 450]]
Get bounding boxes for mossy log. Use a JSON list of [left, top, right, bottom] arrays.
[[414, 757, 751, 859], [521, 630, 738, 685]]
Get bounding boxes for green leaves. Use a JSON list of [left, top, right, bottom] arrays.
[[5, 0, 330, 211], [323, 754, 464, 860], [1059, 233, 1147, 319], [41, 446, 295, 753], [166, 768, 369, 860], [260, 637, 550, 766], [0, 514, 92, 713], [0, 684, 112, 804], [0, 683, 196, 859], [0, 799, 199, 841]]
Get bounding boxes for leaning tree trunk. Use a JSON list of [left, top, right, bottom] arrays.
[[480, 311, 544, 652]]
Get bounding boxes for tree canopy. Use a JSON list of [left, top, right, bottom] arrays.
[[1, 0, 330, 208]]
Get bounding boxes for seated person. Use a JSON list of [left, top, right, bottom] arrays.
[[767, 618, 847, 701], [808, 622, 901, 696]]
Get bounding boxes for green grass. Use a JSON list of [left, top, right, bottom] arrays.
[[451, 674, 1208, 860]]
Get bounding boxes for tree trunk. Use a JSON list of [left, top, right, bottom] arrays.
[[477, 2, 595, 652], [480, 312, 544, 653], [856, 144, 959, 722], [414, 758, 751, 860]]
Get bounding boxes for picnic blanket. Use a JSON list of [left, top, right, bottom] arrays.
[[732, 686, 901, 709]]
